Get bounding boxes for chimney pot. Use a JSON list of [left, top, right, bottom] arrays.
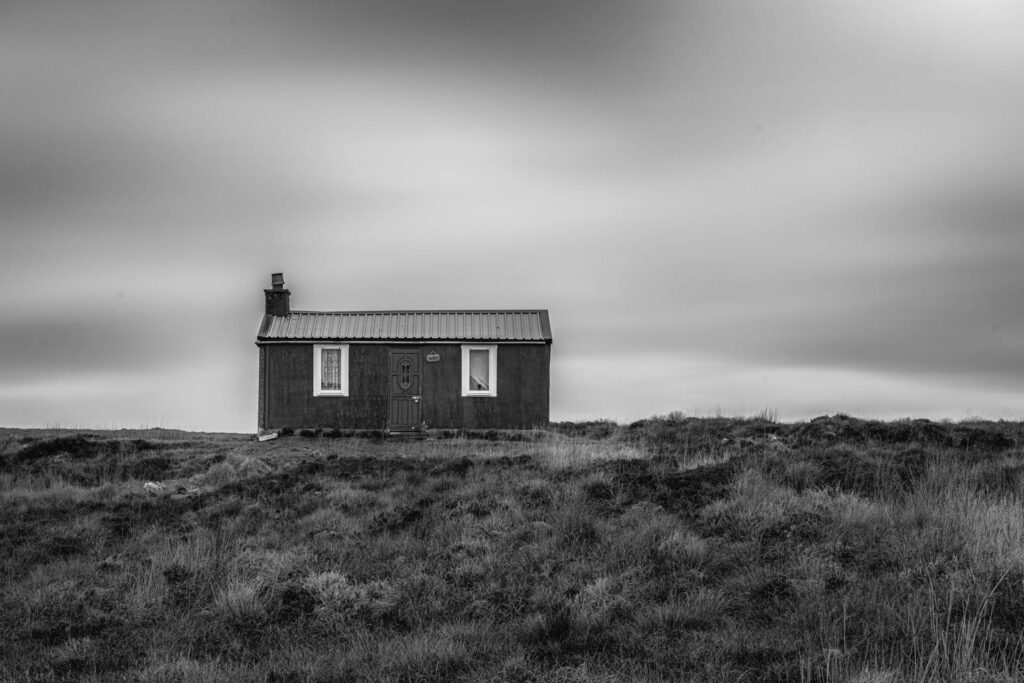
[[271, 273, 285, 290]]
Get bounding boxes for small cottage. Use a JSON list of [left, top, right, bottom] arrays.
[[255, 274, 552, 433]]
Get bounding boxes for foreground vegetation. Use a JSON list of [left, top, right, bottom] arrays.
[[3, 415, 1024, 681]]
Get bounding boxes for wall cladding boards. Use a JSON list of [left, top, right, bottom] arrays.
[[262, 343, 549, 430]]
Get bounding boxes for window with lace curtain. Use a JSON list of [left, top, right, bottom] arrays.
[[461, 345, 497, 397], [313, 344, 349, 396]]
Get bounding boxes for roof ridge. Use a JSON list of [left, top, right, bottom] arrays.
[[259, 310, 551, 341], [286, 309, 549, 314]]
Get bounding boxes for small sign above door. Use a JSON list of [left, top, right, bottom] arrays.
[[426, 352, 441, 363]]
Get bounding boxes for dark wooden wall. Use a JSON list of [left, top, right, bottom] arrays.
[[259, 343, 550, 430]]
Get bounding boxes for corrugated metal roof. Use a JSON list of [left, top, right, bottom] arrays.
[[258, 310, 552, 342]]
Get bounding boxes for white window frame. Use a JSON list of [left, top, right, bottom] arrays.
[[461, 344, 497, 397], [313, 344, 349, 396]]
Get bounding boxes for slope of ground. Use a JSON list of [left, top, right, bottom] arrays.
[[2, 416, 1024, 681]]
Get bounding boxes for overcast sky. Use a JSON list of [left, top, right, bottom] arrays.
[[2, 0, 1023, 431]]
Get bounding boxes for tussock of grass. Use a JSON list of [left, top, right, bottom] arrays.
[[540, 433, 649, 469], [4, 419, 1024, 680]]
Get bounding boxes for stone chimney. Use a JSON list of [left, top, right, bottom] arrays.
[[264, 272, 290, 316]]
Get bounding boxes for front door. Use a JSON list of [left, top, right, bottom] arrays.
[[387, 349, 422, 431]]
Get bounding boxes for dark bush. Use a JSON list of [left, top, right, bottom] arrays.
[[747, 574, 796, 607], [430, 457, 474, 477], [612, 459, 737, 515], [974, 463, 1024, 497], [521, 603, 573, 646], [14, 435, 112, 462], [35, 533, 88, 562], [266, 583, 316, 624], [163, 564, 198, 607], [787, 416, 1020, 453], [584, 478, 615, 501], [125, 455, 173, 480], [549, 420, 619, 440], [623, 417, 743, 455], [805, 444, 932, 497]]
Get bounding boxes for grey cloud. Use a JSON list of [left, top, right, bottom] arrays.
[[0, 301, 259, 384], [2, 0, 1023, 427], [277, 0, 664, 80], [553, 204, 1024, 391], [0, 314, 182, 384]]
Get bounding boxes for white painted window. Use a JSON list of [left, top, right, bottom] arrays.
[[461, 345, 497, 397], [313, 344, 349, 396]]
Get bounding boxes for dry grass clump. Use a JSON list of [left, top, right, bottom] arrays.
[[4, 420, 1024, 680], [198, 452, 272, 487], [539, 433, 649, 469]]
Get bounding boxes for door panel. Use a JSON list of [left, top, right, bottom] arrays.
[[388, 350, 422, 430]]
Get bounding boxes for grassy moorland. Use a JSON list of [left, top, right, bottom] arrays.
[[3, 416, 1024, 682]]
